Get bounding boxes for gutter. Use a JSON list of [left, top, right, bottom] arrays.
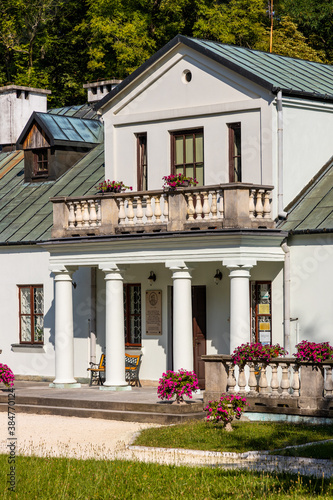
[[277, 91, 287, 218], [281, 240, 290, 354]]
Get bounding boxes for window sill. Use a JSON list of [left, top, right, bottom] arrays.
[[125, 345, 142, 351], [11, 344, 45, 353]]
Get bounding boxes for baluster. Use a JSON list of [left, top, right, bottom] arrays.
[[218, 191, 224, 219], [186, 193, 195, 221], [255, 190, 264, 218], [96, 201, 101, 226], [89, 200, 97, 227], [291, 364, 300, 397], [324, 365, 333, 397], [270, 362, 279, 397], [75, 202, 83, 228], [238, 367, 247, 394], [82, 201, 90, 227], [249, 190, 255, 219], [118, 198, 126, 225], [263, 190, 271, 219], [135, 196, 143, 224], [202, 191, 210, 220], [211, 191, 218, 220], [154, 195, 162, 223], [248, 362, 258, 395], [280, 363, 291, 397], [68, 202, 75, 228], [226, 362, 236, 394], [195, 192, 203, 219], [259, 364, 269, 395], [126, 197, 134, 225], [145, 195, 153, 223], [163, 193, 169, 222]]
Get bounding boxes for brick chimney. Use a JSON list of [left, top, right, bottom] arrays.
[[83, 79, 122, 103], [0, 85, 51, 151]]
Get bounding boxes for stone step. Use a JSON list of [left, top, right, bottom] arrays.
[[0, 403, 204, 424], [0, 394, 203, 414]]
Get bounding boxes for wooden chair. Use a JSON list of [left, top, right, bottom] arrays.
[[87, 354, 105, 386]]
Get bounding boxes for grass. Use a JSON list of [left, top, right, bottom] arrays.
[[133, 421, 333, 454], [1, 454, 333, 499], [277, 441, 333, 460]]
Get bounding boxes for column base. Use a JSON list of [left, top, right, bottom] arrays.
[[100, 384, 132, 391], [49, 383, 81, 389]]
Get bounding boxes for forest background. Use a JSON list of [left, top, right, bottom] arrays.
[[0, 0, 332, 107]]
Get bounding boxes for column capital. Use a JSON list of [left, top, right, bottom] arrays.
[[165, 260, 193, 279], [49, 265, 78, 279], [222, 258, 256, 271]]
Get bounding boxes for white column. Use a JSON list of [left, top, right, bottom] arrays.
[[99, 264, 131, 391], [167, 262, 193, 371], [223, 260, 255, 354], [50, 266, 80, 388]]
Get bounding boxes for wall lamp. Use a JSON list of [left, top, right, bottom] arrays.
[[148, 271, 156, 286], [72, 282, 77, 289], [214, 269, 223, 285]]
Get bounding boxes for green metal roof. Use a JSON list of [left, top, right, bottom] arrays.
[[17, 111, 103, 148], [96, 35, 333, 110], [0, 144, 104, 244], [48, 103, 99, 120], [280, 161, 333, 232]]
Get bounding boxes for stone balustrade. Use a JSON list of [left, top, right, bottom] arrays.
[[203, 355, 333, 417], [50, 183, 274, 238]]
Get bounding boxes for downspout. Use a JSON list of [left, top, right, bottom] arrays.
[[281, 240, 290, 354], [277, 91, 287, 218]]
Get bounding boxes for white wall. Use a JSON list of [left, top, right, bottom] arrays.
[[289, 234, 333, 349]]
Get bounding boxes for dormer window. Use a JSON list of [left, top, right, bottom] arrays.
[[33, 149, 48, 177]]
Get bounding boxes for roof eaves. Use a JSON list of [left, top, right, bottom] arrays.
[[272, 87, 333, 103], [16, 111, 56, 148]]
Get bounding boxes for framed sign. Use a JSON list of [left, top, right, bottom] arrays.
[[146, 290, 162, 335]]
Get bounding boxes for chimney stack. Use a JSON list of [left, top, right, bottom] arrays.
[[83, 79, 122, 103]]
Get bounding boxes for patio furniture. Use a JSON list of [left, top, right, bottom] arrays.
[[87, 354, 105, 386], [87, 353, 142, 387]]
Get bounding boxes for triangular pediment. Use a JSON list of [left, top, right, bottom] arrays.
[[21, 121, 50, 150]]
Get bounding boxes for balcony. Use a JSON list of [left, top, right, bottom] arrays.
[[203, 355, 333, 417], [51, 183, 275, 239]]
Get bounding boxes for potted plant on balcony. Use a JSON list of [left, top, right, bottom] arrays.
[[293, 340, 333, 363], [293, 340, 333, 396], [162, 174, 198, 190], [232, 342, 286, 368], [0, 363, 15, 389], [97, 180, 133, 193], [157, 369, 199, 404]]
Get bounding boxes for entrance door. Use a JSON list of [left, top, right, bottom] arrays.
[[192, 286, 206, 389]]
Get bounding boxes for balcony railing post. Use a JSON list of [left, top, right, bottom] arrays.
[[167, 191, 187, 231]]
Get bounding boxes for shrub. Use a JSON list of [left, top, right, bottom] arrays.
[[232, 342, 287, 368], [204, 393, 247, 429], [157, 369, 199, 403], [293, 340, 333, 362], [0, 363, 15, 387]]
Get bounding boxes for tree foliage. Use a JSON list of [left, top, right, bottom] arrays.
[[0, 0, 330, 107]]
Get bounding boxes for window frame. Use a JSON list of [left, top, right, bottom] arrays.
[[124, 283, 142, 347], [228, 122, 242, 182], [170, 128, 204, 184], [136, 133, 148, 191], [18, 285, 44, 345], [33, 148, 49, 178], [251, 281, 272, 345]]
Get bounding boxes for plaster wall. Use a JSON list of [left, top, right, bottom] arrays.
[[289, 234, 333, 348], [0, 90, 48, 146]]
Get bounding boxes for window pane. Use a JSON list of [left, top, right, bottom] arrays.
[[34, 315, 44, 342], [130, 286, 141, 314], [195, 134, 203, 163], [34, 287, 43, 314], [186, 165, 194, 178], [21, 316, 31, 342], [130, 316, 141, 344], [20, 288, 31, 314], [185, 135, 194, 163], [175, 136, 183, 165], [195, 164, 204, 186], [176, 166, 183, 176]]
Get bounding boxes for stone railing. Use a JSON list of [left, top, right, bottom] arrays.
[[203, 355, 333, 417], [51, 183, 274, 238]]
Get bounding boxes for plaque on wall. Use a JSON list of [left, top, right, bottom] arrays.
[[146, 290, 162, 335]]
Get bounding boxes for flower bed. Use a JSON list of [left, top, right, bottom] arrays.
[[204, 393, 247, 430], [97, 180, 133, 193], [0, 363, 15, 387], [157, 369, 199, 403], [162, 174, 198, 190], [293, 340, 333, 363], [232, 342, 287, 368]]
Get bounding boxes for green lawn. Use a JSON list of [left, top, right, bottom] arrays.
[[1, 455, 332, 499], [133, 421, 333, 454], [276, 441, 333, 460]]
